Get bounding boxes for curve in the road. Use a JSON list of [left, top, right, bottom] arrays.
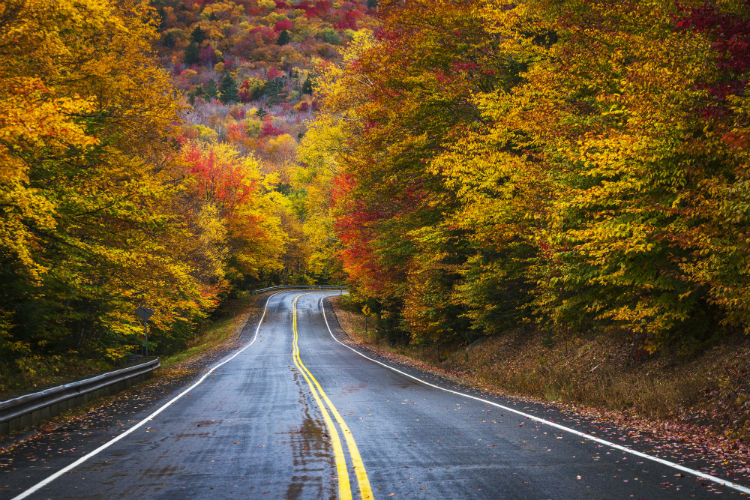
[[7, 290, 750, 499]]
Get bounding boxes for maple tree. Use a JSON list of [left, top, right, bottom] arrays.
[[178, 141, 286, 286]]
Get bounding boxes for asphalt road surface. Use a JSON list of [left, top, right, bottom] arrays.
[[4, 291, 749, 499]]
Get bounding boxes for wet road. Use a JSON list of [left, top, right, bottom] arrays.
[[5, 291, 750, 499]]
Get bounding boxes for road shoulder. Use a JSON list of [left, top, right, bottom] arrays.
[[323, 295, 750, 491]]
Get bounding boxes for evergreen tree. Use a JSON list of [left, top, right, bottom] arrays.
[[184, 42, 200, 65], [219, 73, 238, 103], [190, 26, 207, 44], [301, 75, 313, 95], [277, 29, 291, 46], [263, 77, 284, 98], [204, 78, 218, 99]]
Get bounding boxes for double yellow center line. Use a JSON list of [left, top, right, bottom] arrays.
[[292, 294, 373, 500]]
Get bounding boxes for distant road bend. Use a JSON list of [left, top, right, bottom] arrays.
[[6, 291, 750, 499]]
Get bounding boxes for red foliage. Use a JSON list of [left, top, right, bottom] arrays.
[[250, 26, 276, 42], [267, 67, 283, 79], [274, 19, 293, 32], [238, 80, 253, 102], [332, 173, 391, 294], [334, 10, 362, 30], [676, 3, 750, 117], [199, 45, 217, 66], [299, 1, 330, 18], [226, 122, 247, 142], [373, 26, 402, 42], [182, 145, 256, 215], [677, 4, 750, 75], [261, 119, 284, 137], [452, 61, 479, 72]]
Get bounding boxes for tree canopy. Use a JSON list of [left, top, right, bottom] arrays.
[[309, 0, 750, 350]]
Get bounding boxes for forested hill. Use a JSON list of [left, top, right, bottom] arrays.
[[154, 0, 376, 171], [151, 0, 378, 283]]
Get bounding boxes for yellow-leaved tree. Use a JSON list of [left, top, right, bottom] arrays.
[[0, 0, 285, 386]]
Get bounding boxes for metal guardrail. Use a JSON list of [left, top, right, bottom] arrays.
[[1, 285, 344, 435], [251, 284, 346, 295], [0, 358, 159, 435]]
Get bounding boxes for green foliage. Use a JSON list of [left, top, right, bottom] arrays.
[[190, 26, 207, 44], [219, 72, 238, 103], [263, 77, 285, 97], [301, 75, 313, 95], [162, 28, 184, 48], [317, 27, 341, 45], [204, 78, 218, 98], [277, 29, 291, 46], [184, 42, 200, 65]]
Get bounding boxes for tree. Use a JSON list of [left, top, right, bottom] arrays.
[[0, 0, 209, 378], [184, 42, 200, 65], [190, 26, 207, 44], [309, 0, 750, 351], [219, 72, 238, 103], [179, 142, 287, 281], [277, 29, 291, 45], [204, 78, 218, 98], [314, 10, 494, 342], [301, 75, 313, 95]]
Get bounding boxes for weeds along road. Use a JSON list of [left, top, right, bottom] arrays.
[[5, 291, 749, 500]]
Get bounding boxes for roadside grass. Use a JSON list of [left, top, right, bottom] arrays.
[[328, 295, 750, 443], [161, 291, 256, 368]]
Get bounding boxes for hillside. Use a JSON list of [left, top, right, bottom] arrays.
[[154, 0, 377, 175]]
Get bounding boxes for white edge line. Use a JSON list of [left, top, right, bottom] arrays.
[[317, 293, 750, 496], [12, 292, 280, 500]]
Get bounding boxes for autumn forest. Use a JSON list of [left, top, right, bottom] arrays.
[[1, 0, 749, 403]]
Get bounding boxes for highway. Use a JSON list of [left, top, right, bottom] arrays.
[[4, 291, 749, 499]]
